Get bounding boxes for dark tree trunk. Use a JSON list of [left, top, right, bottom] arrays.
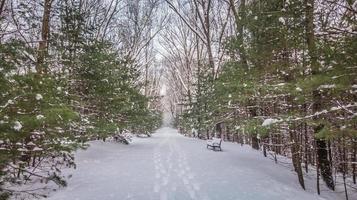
[[215, 123, 222, 138], [353, 138, 356, 184], [226, 126, 230, 141], [316, 135, 334, 190], [305, 0, 334, 190], [290, 128, 305, 190], [251, 135, 259, 150], [248, 105, 259, 150], [342, 138, 349, 200], [37, 0, 53, 74], [315, 141, 321, 195], [304, 121, 309, 173], [0, 0, 5, 17]]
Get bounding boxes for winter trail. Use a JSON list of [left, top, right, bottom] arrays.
[[44, 127, 337, 200]]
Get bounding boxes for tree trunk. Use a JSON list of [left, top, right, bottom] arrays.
[[36, 0, 53, 74], [290, 126, 305, 190], [317, 157, 320, 194], [342, 138, 349, 200], [353, 138, 356, 184], [251, 134, 259, 150], [201, 0, 215, 77], [305, 0, 334, 190], [0, 0, 6, 17], [229, 0, 248, 67], [316, 135, 334, 190], [304, 121, 309, 173], [247, 104, 259, 150]]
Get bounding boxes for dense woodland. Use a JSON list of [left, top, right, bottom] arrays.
[[0, 0, 163, 199], [0, 0, 356, 199], [162, 0, 356, 199]]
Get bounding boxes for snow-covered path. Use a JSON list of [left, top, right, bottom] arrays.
[[45, 127, 332, 200]]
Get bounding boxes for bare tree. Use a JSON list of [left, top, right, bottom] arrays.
[[164, 0, 231, 78]]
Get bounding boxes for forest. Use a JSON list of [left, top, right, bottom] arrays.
[[0, 0, 356, 200], [164, 0, 356, 199], [0, 0, 162, 199]]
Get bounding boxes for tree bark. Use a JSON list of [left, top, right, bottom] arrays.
[[192, 0, 215, 77], [251, 136, 259, 150], [304, 121, 309, 173], [247, 105, 259, 150], [353, 138, 356, 184], [229, 0, 248, 67], [342, 138, 349, 200], [315, 131, 334, 190], [0, 0, 6, 17], [36, 0, 53, 74], [305, 0, 334, 190], [290, 126, 305, 190], [316, 143, 320, 195]]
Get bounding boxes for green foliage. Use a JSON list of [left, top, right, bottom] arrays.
[[74, 42, 161, 135], [89, 119, 119, 139], [177, 0, 356, 143], [243, 119, 269, 137], [0, 192, 10, 200], [0, 42, 81, 194], [214, 61, 259, 104], [0, 1, 163, 198], [316, 125, 357, 140]]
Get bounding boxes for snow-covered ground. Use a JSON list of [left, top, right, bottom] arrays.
[[40, 127, 348, 200]]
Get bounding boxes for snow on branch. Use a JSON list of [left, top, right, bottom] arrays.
[[262, 103, 357, 126], [0, 95, 21, 113]]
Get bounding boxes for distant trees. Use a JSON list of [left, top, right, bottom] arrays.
[[162, 0, 231, 138]]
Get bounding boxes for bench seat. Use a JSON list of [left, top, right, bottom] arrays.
[[207, 137, 222, 151]]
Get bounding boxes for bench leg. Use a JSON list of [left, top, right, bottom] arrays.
[[211, 146, 221, 151]]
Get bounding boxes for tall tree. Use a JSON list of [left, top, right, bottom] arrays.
[[36, 0, 54, 74], [305, 0, 334, 190], [0, 0, 5, 17]]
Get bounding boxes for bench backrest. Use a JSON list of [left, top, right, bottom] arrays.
[[212, 138, 222, 145]]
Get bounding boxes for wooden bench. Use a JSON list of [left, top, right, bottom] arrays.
[[206, 137, 222, 151]]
